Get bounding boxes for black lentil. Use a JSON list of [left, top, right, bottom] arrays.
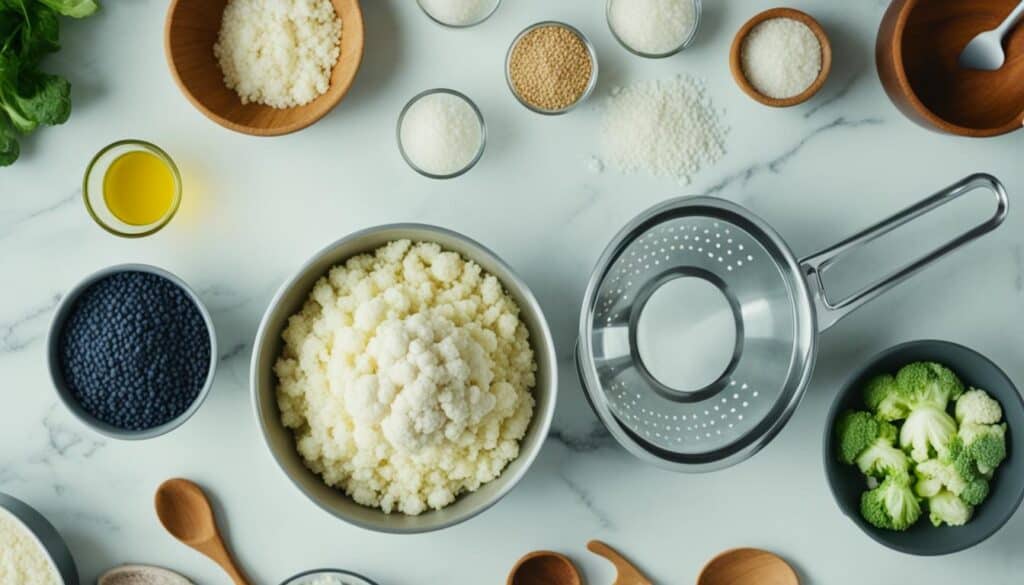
[[58, 271, 211, 431]]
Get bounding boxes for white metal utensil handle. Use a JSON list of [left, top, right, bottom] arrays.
[[802, 173, 1009, 332]]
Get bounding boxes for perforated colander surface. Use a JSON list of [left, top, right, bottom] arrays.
[[580, 198, 816, 465]]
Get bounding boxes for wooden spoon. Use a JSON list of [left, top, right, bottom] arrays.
[[696, 548, 799, 585], [587, 540, 652, 585], [154, 478, 251, 585], [507, 551, 583, 585]]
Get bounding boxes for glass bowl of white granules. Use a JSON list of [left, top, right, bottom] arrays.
[[416, 0, 502, 28], [606, 0, 702, 59], [396, 88, 486, 179], [280, 569, 379, 585]]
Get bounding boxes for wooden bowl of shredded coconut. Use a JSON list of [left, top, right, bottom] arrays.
[[164, 0, 365, 136]]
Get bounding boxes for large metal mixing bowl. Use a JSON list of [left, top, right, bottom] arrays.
[[251, 224, 557, 534]]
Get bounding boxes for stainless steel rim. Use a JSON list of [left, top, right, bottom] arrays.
[[606, 0, 702, 59], [415, 0, 502, 29], [46, 263, 218, 441], [577, 196, 817, 472], [505, 21, 599, 115], [250, 223, 558, 533], [396, 88, 487, 180]]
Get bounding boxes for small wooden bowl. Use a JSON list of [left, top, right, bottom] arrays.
[[877, 0, 1024, 137], [164, 0, 365, 136], [730, 8, 832, 107]]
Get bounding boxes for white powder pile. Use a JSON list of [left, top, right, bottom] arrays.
[[419, 0, 497, 26], [214, 0, 342, 108], [399, 92, 483, 176], [608, 0, 697, 55], [0, 509, 58, 585], [599, 76, 728, 185], [740, 18, 822, 99]]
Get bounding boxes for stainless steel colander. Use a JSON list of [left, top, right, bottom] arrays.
[[577, 174, 1008, 472]]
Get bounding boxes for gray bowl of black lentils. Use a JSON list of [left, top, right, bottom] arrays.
[[46, 264, 217, 440]]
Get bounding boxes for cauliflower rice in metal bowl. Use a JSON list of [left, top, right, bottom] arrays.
[[252, 224, 556, 533]]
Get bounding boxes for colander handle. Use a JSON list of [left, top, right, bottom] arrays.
[[800, 173, 1008, 332]]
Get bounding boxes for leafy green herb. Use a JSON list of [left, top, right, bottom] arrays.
[[0, 0, 97, 166]]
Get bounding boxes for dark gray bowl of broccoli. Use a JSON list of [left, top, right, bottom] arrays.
[[824, 340, 1024, 556]]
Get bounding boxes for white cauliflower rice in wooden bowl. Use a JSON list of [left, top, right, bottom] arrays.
[[251, 224, 557, 533]]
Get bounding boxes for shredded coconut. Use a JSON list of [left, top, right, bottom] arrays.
[[214, 0, 342, 108], [0, 508, 58, 585], [419, 0, 497, 26], [608, 0, 697, 55], [400, 92, 483, 176], [740, 17, 822, 99], [598, 75, 728, 184]]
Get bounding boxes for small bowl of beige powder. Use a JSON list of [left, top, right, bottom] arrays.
[[506, 21, 598, 115]]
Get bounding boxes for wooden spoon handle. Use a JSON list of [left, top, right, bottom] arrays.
[[195, 538, 251, 585], [587, 540, 653, 585]]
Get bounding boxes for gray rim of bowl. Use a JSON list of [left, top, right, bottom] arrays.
[[396, 88, 487, 180], [822, 339, 1024, 556], [250, 223, 558, 534], [46, 263, 218, 441], [0, 496, 76, 585], [415, 0, 502, 29], [606, 0, 702, 59], [279, 568, 380, 585], [505, 21, 599, 115]]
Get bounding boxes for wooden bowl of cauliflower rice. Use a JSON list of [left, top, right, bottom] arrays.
[[250, 224, 557, 533], [164, 0, 364, 136]]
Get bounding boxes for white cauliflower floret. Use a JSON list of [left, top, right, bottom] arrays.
[[275, 241, 537, 515], [955, 388, 1003, 426]]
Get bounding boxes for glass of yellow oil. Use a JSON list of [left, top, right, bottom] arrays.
[[83, 140, 182, 237]]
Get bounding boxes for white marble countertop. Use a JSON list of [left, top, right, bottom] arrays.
[[2, 0, 1022, 583]]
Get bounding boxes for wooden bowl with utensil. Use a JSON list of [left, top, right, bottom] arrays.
[[164, 0, 364, 137], [877, 0, 1024, 137], [730, 7, 833, 107]]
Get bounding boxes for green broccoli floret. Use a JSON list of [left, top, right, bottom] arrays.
[[959, 477, 990, 506], [913, 455, 989, 505], [895, 362, 965, 411], [914, 458, 966, 498], [928, 490, 973, 527], [857, 435, 911, 478], [955, 388, 1003, 426], [836, 411, 881, 465], [959, 422, 1008, 475], [864, 373, 910, 421], [899, 404, 957, 462], [860, 473, 921, 531]]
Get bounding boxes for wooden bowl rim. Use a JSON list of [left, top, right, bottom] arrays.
[[163, 0, 365, 137], [885, 0, 1024, 137], [696, 547, 799, 585], [730, 7, 833, 108], [505, 551, 581, 585]]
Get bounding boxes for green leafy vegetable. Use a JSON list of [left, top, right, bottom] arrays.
[[36, 0, 97, 19], [0, 0, 96, 166]]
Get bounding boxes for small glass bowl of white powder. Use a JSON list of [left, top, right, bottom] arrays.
[[607, 0, 701, 58], [397, 88, 486, 179], [279, 569, 378, 585], [416, 0, 501, 28]]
